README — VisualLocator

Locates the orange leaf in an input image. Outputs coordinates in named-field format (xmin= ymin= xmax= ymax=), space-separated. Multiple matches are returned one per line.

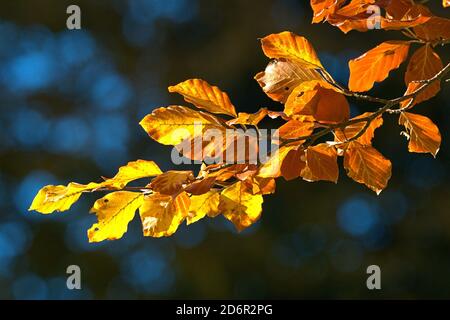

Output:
xmin=168 ymin=79 xmax=237 ymax=117
xmin=280 ymin=147 xmax=306 ymax=181
xmin=344 ymin=143 xmax=392 ymax=194
xmin=444 ymin=0 xmax=450 ymax=8
xmin=414 ymin=17 xmax=450 ymax=43
xmin=301 ymin=143 xmax=339 ymax=183
xmin=184 ymin=177 xmax=216 ymax=195
xmin=226 ymin=108 xmax=268 ymax=126
xmin=278 ymin=119 xmax=315 ymax=140
xmin=399 ymin=112 xmax=441 ymax=157
xmin=402 ymin=45 xmax=443 ymax=107
xmin=349 ymin=41 xmax=410 ymax=92
xmin=310 ymin=0 xmax=346 ymax=23
xmin=334 ymin=112 xmax=383 ymax=145
xmin=255 ymin=58 xmax=322 ymax=103
xmin=260 ymin=31 xmax=323 ymax=68
xmin=258 ymin=144 xmax=301 ymax=178
xmin=285 ymin=80 xmax=350 ymax=124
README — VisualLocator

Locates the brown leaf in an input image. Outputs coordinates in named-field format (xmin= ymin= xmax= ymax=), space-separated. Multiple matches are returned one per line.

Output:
xmin=150 ymin=170 xmax=194 ymax=195
xmin=301 ymin=143 xmax=339 ymax=183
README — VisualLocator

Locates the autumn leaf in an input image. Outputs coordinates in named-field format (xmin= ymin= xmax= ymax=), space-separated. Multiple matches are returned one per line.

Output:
xmin=226 ymin=108 xmax=268 ymax=126
xmin=349 ymin=41 xmax=410 ymax=92
xmin=140 ymin=105 xmax=226 ymax=146
xmin=414 ymin=17 xmax=450 ymax=43
xmin=219 ymin=181 xmax=264 ymax=231
xmin=102 ymin=159 xmax=162 ymax=189
xmin=278 ymin=119 xmax=315 ymax=140
xmin=188 ymin=190 xmax=221 ymax=225
xmin=301 ymin=143 xmax=339 ymax=183
xmin=280 ymin=147 xmax=306 ymax=181
xmin=184 ymin=177 xmax=216 ymax=195
xmin=310 ymin=0 xmax=346 ymax=23
xmin=344 ymin=143 xmax=392 ymax=194
xmin=139 ymin=192 xmax=190 ymax=237
xmin=403 ymin=45 xmax=443 ymax=107
xmin=285 ymin=80 xmax=350 ymax=123
xmin=260 ymin=31 xmax=323 ymax=69
xmin=399 ymin=112 xmax=441 ymax=157
xmin=149 ymin=170 xmax=194 ymax=195
xmin=334 ymin=112 xmax=383 ymax=145
xmin=255 ymin=58 xmax=322 ymax=103
xmin=258 ymin=144 xmax=301 ymax=178
xmin=168 ymin=79 xmax=237 ymax=117
xmin=88 ymin=191 xmax=144 ymax=243
xmin=444 ymin=0 xmax=450 ymax=8
xmin=29 ymin=182 xmax=101 ymax=214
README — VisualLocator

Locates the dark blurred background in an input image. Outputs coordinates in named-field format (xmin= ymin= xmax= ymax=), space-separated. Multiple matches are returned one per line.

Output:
xmin=0 ymin=0 xmax=449 ymax=299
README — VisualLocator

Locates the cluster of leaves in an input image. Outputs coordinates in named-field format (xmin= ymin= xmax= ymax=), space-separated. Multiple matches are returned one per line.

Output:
xmin=30 ymin=0 xmax=450 ymax=242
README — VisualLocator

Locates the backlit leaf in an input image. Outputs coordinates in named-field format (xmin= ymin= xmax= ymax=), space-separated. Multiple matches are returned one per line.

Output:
xmin=302 ymin=143 xmax=339 ymax=183
xmin=260 ymin=31 xmax=323 ymax=68
xmin=88 ymin=191 xmax=144 ymax=243
xmin=255 ymin=59 xmax=322 ymax=103
xmin=168 ymin=79 xmax=237 ymax=117
xmin=399 ymin=112 xmax=441 ymax=157
xmin=219 ymin=181 xmax=264 ymax=231
xmin=226 ymin=108 xmax=268 ymax=126
xmin=344 ymin=143 xmax=392 ymax=194
xmin=150 ymin=170 xmax=194 ymax=195
xmin=334 ymin=112 xmax=383 ymax=145
xmin=278 ymin=119 xmax=315 ymax=140
xmin=102 ymin=160 xmax=162 ymax=189
xmin=140 ymin=105 xmax=226 ymax=146
xmin=349 ymin=41 xmax=410 ymax=92
xmin=29 ymin=182 xmax=101 ymax=214
xmin=139 ymin=192 xmax=190 ymax=237
xmin=188 ymin=190 xmax=221 ymax=224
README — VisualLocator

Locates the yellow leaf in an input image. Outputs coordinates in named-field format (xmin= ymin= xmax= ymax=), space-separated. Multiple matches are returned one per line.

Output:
xmin=444 ymin=0 xmax=450 ymax=8
xmin=140 ymin=105 xmax=225 ymax=146
xmin=334 ymin=112 xmax=383 ymax=145
xmin=149 ymin=170 xmax=194 ymax=195
xmin=260 ymin=31 xmax=323 ymax=68
xmin=302 ymin=144 xmax=339 ymax=183
xmin=255 ymin=59 xmax=322 ymax=103
xmin=399 ymin=112 xmax=441 ymax=157
xmin=139 ymin=192 xmax=190 ymax=238
xmin=402 ymin=45 xmax=443 ymax=108
xmin=188 ymin=190 xmax=220 ymax=225
xmin=219 ymin=181 xmax=263 ymax=231
xmin=102 ymin=159 xmax=162 ymax=189
xmin=344 ymin=143 xmax=392 ymax=194
xmin=88 ymin=191 xmax=144 ymax=242
xmin=168 ymin=79 xmax=237 ymax=117
xmin=349 ymin=41 xmax=410 ymax=92
xmin=29 ymin=182 xmax=101 ymax=214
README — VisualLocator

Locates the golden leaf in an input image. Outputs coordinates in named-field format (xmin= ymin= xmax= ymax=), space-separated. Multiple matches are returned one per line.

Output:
xmin=88 ymin=191 xmax=144 ymax=243
xmin=139 ymin=192 xmax=190 ymax=238
xmin=399 ymin=112 xmax=441 ymax=157
xmin=102 ymin=160 xmax=162 ymax=189
xmin=168 ymin=79 xmax=237 ymax=117
xmin=219 ymin=181 xmax=264 ymax=231
xmin=29 ymin=182 xmax=101 ymax=214
xmin=310 ymin=0 xmax=346 ymax=23
xmin=260 ymin=31 xmax=323 ymax=68
xmin=255 ymin=59 xmax=322 ymax=103
xmin=344 ymin=143 xmax=392 ymax=194
xmin=188 ymin=190 xmax=221 ymax=225
xmin=349 ymin=41 xmax=410 ymax=92
xmin=258 ymin=144 xmax=300 ymax=178
xmin=140 ymin=105 xmax=225 ymax=146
